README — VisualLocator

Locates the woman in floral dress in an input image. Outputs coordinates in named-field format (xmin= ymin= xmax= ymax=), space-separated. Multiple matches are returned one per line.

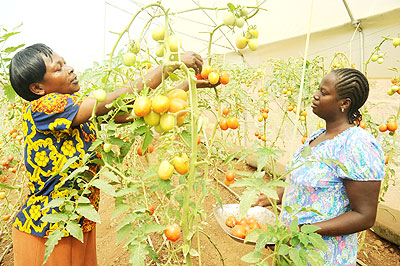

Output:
xmin=255 ymin=68 xmax=385 ymax=265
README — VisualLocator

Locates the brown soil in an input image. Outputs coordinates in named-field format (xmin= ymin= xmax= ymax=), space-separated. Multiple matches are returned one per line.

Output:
xmin=1 ymin=163 xmax=400 ymax=266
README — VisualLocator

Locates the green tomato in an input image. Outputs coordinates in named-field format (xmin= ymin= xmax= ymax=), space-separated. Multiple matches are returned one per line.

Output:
xmin=103 ymin=143 xmax=112 ymax=153
xmin=168 ymin=35 xmax=181 ymax=52
xmin=235 ymin=17 xmax=245 ymax=28
xmin=123 ymin=52 xmax=136 ymax=66
xmin=160 ymin=113 xmax=175 ymax=131
xmin=371 ymin=54 xmax=379 ymax=62
xmin=377 ymin=57 xmax=384 ymax=64
xmin=152 ymin=26 xmax=165 ymax=41
xmin=92 ymin=89 xmax=107 ymax=102
xmin=156 ymin=44 xmax=165 ymax=57
xmin=393 ymin=37 xmax=400 ymax=47
xmin=387 ymin=87 xmax=395 ymax=96
xmin=129 ymin=40 xmax=140 ymax=54
xmin=248 ymin=38 xmax=259 ymax=51
xmin=240 ymin=7 xmax=249 ymax=17
xmin=223 ymin=12 xmax=235 ymax=26
xmin=144 ymin=110 xmax=161 ymax=126
xmin=154 ymin=124 xmax=164 ymax=133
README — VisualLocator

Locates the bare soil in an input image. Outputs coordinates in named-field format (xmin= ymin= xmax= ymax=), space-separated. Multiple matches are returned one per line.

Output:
xmin=1 ymin=163 xmax=400 ymax=265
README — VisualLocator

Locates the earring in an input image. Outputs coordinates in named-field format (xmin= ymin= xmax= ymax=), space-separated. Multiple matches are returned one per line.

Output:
xmin=341 ymin=107 xmax=345 ymax=113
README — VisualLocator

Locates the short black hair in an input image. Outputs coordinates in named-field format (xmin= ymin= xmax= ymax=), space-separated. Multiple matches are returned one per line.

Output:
xmin=332 ymin=68 xmax=369 ymax=124
xmin=9 ymin=43 xmax=53 ymax=101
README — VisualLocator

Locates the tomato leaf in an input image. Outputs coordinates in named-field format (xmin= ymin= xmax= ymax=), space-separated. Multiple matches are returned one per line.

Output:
xmin=300 ymin=224 xmax=320 ymax=234
xmin=277 ymin=244 xmax=290 ymax=255
xmin=66 ymin=221 xmax=83 ymax=242
xmin=241 ymin=250 xmax=262 ymax=263
xmin=117 ymin=223 xmax=134 ymax=244
xmin=3 ymin=84 xmax=16 ymax=103
xmin=43 ymin=229 xmax=64 ymax=264
xmin=141 ymin=223 xmax=164 ymax=234
xmin=43 ymin=197 xmax=65 ymax=209
xmin=91 ymin=179 xmax=116 ymax=196
xmin=41 ymin=213 xmax=68 ymax=223
xmin=239 ymin=189 xmax=258 ymax=218
xmin=142 ymin=130 xmax=153 ymax=153
xmin=76 ymin=204 xmax=101 ymax=223
xmin=112 ymin=202 xmax=131 ymax=219
xmin=289 ymin=248 xmax=307 ymax=266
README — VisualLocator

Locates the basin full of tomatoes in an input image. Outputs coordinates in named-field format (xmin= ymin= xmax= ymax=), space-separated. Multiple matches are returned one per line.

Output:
xmin=225 ymin=215 xmax=269 ymax=240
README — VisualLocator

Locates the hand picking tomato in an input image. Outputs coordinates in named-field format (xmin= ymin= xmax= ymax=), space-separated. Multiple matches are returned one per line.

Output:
xmin=165 ymin=223 xmax=181 ymax=242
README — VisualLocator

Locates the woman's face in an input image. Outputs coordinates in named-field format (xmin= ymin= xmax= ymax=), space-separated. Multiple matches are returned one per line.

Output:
xmin=311 ymin=72 xmax=343 ymax=121
xmin=39 ymin=52 xmax=80 ymax=95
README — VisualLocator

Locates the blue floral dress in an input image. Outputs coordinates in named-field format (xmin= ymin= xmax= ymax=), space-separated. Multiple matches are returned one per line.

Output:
xmin=281 ymin=127 xmax=384 ymax=265
xmin=13 ymin=93 xmax=100 ymax=238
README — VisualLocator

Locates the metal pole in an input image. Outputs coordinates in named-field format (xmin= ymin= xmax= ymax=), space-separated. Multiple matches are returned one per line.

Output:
xmin=342 ymin=0 xmax=365 ymax=73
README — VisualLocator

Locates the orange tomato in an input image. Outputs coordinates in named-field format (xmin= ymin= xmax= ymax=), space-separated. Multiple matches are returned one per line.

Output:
xmin=359 ymin=120 xmax=367 ymax=129
xmin=379 ymin=124 xmax=388 ymax=132
xmin=195 ymin=73 xmax=203 ymax=80
xmin=385 ymin=155 xmax=389 ymax=165
xmin=167 ymin=88 xmax=188 ymax=101
xmin=148 ymin=205 xmax=155 ymax=215
xmin=152 ymin=95 xmax=170 ymax=113
xmin=169 ymin=98 xmax=188 ymax=117
xmin=257 ymin=115 xmax=263 ymax=122
xmin=301 ymin=136 xmax=307 ymax=144
xmin=238 ymin=218 xmax=249 ymax=225
xmin=227 ymin=117 xmax=239 ymax=129
xmin=222 ymin=107 xmax=230 ymax=116
xmin=225 ymin=216 xmax=238 ymax=228
xmin=219 ymin=71 xmax=230 ymax=85
xmin=225 ymin=170 xmax=235 ymax=181
xmin=219 ymin=118 xmax=229 ymax=130
xmin=165 ymin=223 xmax=181 ymax=242
xmin=224 ymin=178 xmax=234 ymax=186
xmin=249 ymin=221 xmax=260 ymax=230
xmin=262 ymin=112 xmax=268 ymax=119
xmin=201 ymin=65 xmax=213 ymax=79
xmin=133 ymin=96 xmax=152 ymax=117
xmin=232 ymin=225 xmax=246 ymax=239
xmin=387 ymin=120 xmax=398 ymax=132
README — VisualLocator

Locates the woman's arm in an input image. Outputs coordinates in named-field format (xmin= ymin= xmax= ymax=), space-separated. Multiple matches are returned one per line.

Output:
xmin=72 ymin=51 xmax=203 ymax=126
xmin=310 ymin=180 xmax=381 ymax=236
xmin=253 ymin=187 xmax=285 ymax=207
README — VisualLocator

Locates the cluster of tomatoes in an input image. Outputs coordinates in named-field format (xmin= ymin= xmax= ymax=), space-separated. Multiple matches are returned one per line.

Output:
xmin=225 ymin=215 xmax=268 ymax=239
xmin=257 ymin=108 xmax=269 ymax=122
xmin=254 ymin=132 xmax=266 ymax=142
xmin=371 ymin=51 xmax=385 ymax=65
xmin=224 ymin=170 xmax=235 ymax=186
xmin=0 ymin=155 xmax=18 ymax=174
xmin=218 ymin=107 xmax=239 ymax=131
xmin=378 ymin=120 xmax=398 ymax=133
xmin=222 ymin=7 xmax=248 ymax=29
xmin=158 ymin=152 xmax=190 ymax=181
xmin=236 ymin=26 xmax=259 ymax=51
xmin=137 ymin=143 xmax=154 ymax=156
xmin=387 ymin=77 xmax=400 ymax=96
xmin=282 ymin=87 xmax=294 ymax=97
xmin=152 ymin=25 xmax=181 ymax=60
xmin=134 ymin=88 xmax=189 ymax=133
xmin=197 ymin=65 xmax=230 ymax=86
xmin=9 ymin=128 xmax=23 ymax=145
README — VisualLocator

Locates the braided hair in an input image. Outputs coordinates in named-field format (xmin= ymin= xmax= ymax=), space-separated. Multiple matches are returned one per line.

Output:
xmin=332 ymin=68 xmax=369 ymax=124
